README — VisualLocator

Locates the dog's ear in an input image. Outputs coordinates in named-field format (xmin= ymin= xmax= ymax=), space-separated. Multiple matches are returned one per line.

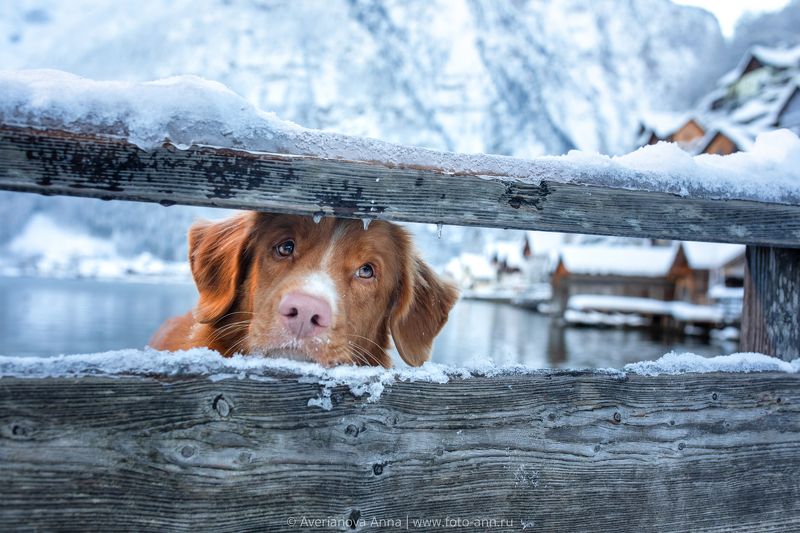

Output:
xmin=189 ymin=213 xmax=254 ymax=324
xmin=390 ymin=254 xmax=459 ymax=367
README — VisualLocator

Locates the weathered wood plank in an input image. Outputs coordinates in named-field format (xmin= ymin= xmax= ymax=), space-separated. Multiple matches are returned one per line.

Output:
xmin=741 ymin=246 xmax=800 ymax=359
xmin=1 ymin=125 xmax=799 ymax=247
xmin=1 ymin=371 xmax=799 ymax=532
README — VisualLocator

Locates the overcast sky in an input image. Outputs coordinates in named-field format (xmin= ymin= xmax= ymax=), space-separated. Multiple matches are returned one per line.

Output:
xmin=673 ymin=0 xmax=791 ymax=37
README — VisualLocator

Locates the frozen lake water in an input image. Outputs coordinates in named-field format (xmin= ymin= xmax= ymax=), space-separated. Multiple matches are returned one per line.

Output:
xmin=0 ymin=276 xmax=728 ymax=367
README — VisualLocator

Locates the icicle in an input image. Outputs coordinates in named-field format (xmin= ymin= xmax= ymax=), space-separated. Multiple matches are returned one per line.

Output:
xmin=362 ymin=218 xmax=372 ymax=230
xmin=436 ymin=223 xmax=443 ymax=239
xmin=312 ymin=211 xmax=324 ymax=224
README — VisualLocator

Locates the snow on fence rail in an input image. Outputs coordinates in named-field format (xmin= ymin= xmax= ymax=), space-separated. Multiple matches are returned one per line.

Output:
xmin=2 ymin=71 xmax=800 ymax=531
xmin=0 ymin=71 xmax=799 ymax=247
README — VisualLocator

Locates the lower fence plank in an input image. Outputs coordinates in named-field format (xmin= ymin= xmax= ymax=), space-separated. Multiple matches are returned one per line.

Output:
xmin=1 ymin=372 xmax=799 ymax=532
xmin=741 ymin=246 xmax=800 ymax=359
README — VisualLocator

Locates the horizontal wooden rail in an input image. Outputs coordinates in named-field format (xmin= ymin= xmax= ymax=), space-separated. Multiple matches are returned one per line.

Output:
xmin=1 ymin=371 xmax=799 ymax=531
xmin=1 ymin=124 xmax=799 ymax=247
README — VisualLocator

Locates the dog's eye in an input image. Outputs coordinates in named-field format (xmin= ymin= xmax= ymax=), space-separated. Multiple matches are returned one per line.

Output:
xmin=276 ymin=239 xmax=295 ymax=257
xmin=356 ymin=263 xmax=374 ymax=279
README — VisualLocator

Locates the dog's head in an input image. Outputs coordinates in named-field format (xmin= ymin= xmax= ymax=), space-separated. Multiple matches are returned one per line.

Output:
xmin=188 ymin=212 xmax=458 ymax=367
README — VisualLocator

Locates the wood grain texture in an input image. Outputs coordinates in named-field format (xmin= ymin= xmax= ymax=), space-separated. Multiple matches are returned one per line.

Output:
xmin=741 ymin=246 xmax=800 ymax=359
xmin=2 ymin=125 xmax=800 ymax=247
xmin=1 ymin=371 xmax=800 ymax=532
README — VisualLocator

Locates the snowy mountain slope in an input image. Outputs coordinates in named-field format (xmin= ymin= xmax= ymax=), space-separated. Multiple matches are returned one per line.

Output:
xmin=728 ymin=0 xmax=800 ymax=66
xmin=0 ymin=0 xmax=722 ymax=154
xmin=0 ymin=0 xmax=724 ymax=269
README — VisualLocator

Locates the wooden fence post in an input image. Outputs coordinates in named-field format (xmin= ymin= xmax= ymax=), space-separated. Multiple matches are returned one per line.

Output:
xmin=740 ymin=246 xmax=800 ymax=360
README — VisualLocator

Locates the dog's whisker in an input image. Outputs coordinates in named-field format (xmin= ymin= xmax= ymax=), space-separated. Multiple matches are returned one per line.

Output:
xmin=347 ymin=341 xmax=373 ymax=366
xmin=215 ymin=311 xmax=256 ymax=321
xmin=205 ymin=320 xmax=252 ymax=343
xmin=209 ymin=319 xmax=252 ymax=334
xmin=226 ymin=335 xmax=251 ymax=357
xmin=345 ymin=333 xmax=390 ymax=358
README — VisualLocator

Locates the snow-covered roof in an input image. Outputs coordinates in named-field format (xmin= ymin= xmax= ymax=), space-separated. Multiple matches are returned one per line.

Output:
xmin=557 ymin=241 xmax=743 ymax=277
xmin=681 ymin=241 xmax=744 ymax=270
xmin=695 ymin=122 xmax=756 ymax=154
xmin=719 ymin=45 xmax=800 ymax=88
xmin=689 ymin=65 xmax=799 ymax=155
xmin=751 ymin=45 xmax=800 ymax=70
xmin=484 ymin=240 xmax=525 ymax=269
xmin=445 ymin=253 xmax=495 ymax=282
xmin=729 ymin=98 xmax=773 ymax=124
xmin=774 ymin=82 xmax=800 ymax=122
xmin=718 ymin=67 xmax=742 ymax=88
xmin=2 ymin=70 xmax=800 ymax=204
xmin=638 ymin=111 xmax=693 ymax=138
xmin=558 ymin=244 xmax=677 ymax=277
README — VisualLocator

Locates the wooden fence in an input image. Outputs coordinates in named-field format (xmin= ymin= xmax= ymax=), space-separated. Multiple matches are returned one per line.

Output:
xmin=1 ymin=370 xmax=799 ymax=531
xmin=1 ymin=122 xmax=800 ymax=531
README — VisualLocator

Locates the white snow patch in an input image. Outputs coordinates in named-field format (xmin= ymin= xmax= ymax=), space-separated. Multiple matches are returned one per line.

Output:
xmin=445 ymin=253 xmax=496 ymax=284
xmin=682 ymin=241 xmax=745 ymax=270
xmin=625 ymin=352 xmax=800 ymax=376
xmin=568 ymin=295 xmax=725 ymax=323
xmin=559 ymin=244 xmax=677 ymax=277
xmin=1 ymin=70 xmax=800 ymax=204
xmin=1 ymin=349 xmax=797 ymax=406
xmin=708 ymin=285 xmax=744 ymax=300
xmin=0 ymin=348 xmax=540 ymax=410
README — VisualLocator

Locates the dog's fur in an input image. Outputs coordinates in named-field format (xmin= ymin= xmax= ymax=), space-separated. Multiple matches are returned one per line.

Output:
xmin=149 ymin=212 xmax=458 ymax=367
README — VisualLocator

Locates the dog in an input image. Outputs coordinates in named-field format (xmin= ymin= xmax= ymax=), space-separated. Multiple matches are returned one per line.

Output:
xmin=149 ymin=212 xmax=458 ymax=367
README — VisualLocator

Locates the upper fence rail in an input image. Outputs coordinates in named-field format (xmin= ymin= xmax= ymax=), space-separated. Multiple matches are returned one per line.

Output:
xmin=1 ymin=124 xmax=799 ymax=248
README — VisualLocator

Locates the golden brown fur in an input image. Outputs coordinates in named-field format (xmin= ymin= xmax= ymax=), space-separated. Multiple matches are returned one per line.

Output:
xmin=149 ymin=212 xmax=458 ymax=367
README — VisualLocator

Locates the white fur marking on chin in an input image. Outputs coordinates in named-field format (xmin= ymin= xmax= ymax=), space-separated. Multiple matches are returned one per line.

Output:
xmin=301 ymin=271 xmax=339 ymax=313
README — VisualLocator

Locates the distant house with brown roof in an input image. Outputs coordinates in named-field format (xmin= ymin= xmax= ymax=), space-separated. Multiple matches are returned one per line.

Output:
xmin=634 ymin=45 xmax=800 ymax=155
xmin=701 ymin=131 xmax=739 ymax=155
xmin=676 ymin=242 xmax=745 ymax=304
xmin=551 ymin=244 xmax=685 ymax=314
xmin=696 ymin=125 xmax=754 ymax=155
xmin=636 ymin=113 xmax=705 ymax=150
xmin=667 ymin=118 xmax=705 ymax=146
xmin=718 ymin=45 xmax=800 ymax=89
xmin=552 ymin=242 xmax=745 ymax=313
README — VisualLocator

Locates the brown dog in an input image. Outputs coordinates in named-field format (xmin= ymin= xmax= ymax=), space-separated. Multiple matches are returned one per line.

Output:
xmin=149 ymin=212 xmax=458 ymax=367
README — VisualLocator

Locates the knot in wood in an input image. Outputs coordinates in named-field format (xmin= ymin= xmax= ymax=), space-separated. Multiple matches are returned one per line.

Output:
xmin=346 ymin=509 xmax=361 ymax=530
xmin=213 ymin=394 xmax=231 ymax=417
xmin=11 ymin=424 xmax=29 ymax=438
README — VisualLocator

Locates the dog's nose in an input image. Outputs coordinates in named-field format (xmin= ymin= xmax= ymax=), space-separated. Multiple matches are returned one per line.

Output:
xmin=278 ymin=292 xmax=332 ymax=338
